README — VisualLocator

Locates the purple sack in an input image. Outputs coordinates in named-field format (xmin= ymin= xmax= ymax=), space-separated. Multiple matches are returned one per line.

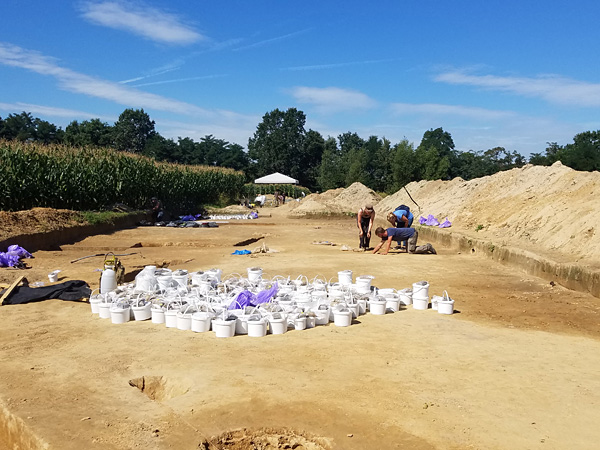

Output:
xmin=0 ymin=252 xmax=21 ymax=267
xmin=254 ymin=282 xmax=278 ymax=305
xmin=7 ymin=245 xmax=32 ymax=258
xmin=424 ymin=214 xmax=440 ymax=226
xmin=229 ymin=290 xmax=255 ymax=310
xmin=419 ymin=216 xmax=427 ymax=225
xmin=439 ymin=218 xmax=452 ymax=228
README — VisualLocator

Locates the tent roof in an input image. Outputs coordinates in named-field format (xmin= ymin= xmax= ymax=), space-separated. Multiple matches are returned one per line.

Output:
xmin=254 ymin=172 xmax=298 ymax=184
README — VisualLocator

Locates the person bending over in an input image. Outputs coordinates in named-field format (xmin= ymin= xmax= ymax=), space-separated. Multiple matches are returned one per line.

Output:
xmin=372 ymin=227 xmax=436 ymax=255
xmin=357 ymin=204 xmax=376 ymax=250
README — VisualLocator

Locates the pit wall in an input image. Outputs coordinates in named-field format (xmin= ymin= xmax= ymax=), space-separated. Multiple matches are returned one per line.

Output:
xmin=0 ymin=400 xmax=48 ymax=450
xmin=418 ymin=226 xmax=600 ymax=299
xmin=0 ymin=212 xmax=147 ymax=253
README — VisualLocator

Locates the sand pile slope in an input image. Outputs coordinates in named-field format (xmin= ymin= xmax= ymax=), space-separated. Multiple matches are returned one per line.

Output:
xmin=287 ymin=182 xmax=381 ymax=216
xmin=375 ymin=162 xmax=599 ymax=266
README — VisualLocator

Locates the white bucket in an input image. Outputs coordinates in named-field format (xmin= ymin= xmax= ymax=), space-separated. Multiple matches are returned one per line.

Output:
xmin=399 ymin=288 xmax=413 ymax=305
xmin=311 ymin=291 xmax=328 ymax=303
xmin=48 ymin=270 xmax=60 ymax=283
xmin=89 ymin=292 xmax=102 ymax=314
xmin=212 ymin=318 xmax=236 ymax=338
xmin=333 ymin=309 xmax=352 ymax=327
xmin=110 ymin=304 xmax=131 ymax=324
xmin=412 ymin=281 xmax=430 ymax=300
xmin=356 ymin=275 xmax=374 ymax=289
xmin=356 ymin=283 xmax=371 ymax=294
xmin=191 ymin=312 xmax=213 ymax=332
xmin=135 ymin=269 xmax=157 ymax=292
xmin=347 ymin=303 xmax=359 ymax=319
xmin=268 ymin=315 xmax=287 ymax=335
xmin=369 ymin=298 xmax=387 ymax=315
xmin=306 ymin=316 xmax=316 ymax=328
xmin=431 ymin=295 xmax=443 ymax=311
xmin=205 ymin=268 xmax=222 ymax=282
xmin=438 ymin=291 xmax=455 ymax=315
xmin=132 ymin=302 xmax=152 ymax=321
xmin=294 ymin=316 xmax=307 ymax=330
xmin=338 ymin=270 xmax=353 ymax=286
xmin=247 ymin=317 xmax=268 ymax=337
xmin=151 ymin=306 xmax=165 ymax=324
xmin=172 ymin=270 xmax=189 ymax=289
xmin=98 ymin=301 xmax=112 ymax=319
xmin=385 ymin=295 xmax=401 ymax=312
xmin=176 ymin=307 xmax=194 ymax=330
xmin=157 ymin=275 xmax=174 ymax=291
xmin=164 ymin=310 xmax=178 ymax=328
xmin=315 ymin=306 xmax=330 ymax=325
xmin=234 ymin=315 xmax=250 ymax=335
xmin=377 ymin=288 xmax=396 ymax=296
xmin=357 ymin=299 xmax=367 ymax=315
xmin=412 ymin=297 xmax=429 ymax=310
xmin=247 ymin=267 xmax=263 ymax=283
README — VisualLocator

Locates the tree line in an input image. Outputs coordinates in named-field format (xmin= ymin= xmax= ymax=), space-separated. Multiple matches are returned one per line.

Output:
xmin=1 ymin=108 xmax=598 ymax=194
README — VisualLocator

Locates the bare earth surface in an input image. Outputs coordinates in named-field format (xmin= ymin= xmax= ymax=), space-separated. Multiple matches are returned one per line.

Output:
xmin=1 ymin=165 xmax=600 ymax=449
xmin=1 ymin=212 xmax=599 ymax=450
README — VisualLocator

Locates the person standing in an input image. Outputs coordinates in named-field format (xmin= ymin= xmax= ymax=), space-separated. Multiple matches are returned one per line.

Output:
xmin=372 ymin=227 xmax=436 ymax=255
xmin=357 ymin=204 xmax=376 ymax=250
xmin=150 ymin=197 xmax=164 ymax=222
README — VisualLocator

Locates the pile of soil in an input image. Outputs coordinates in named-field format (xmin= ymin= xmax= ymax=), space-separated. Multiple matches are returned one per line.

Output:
xmin=201 ymin=428 xmax=331 ymax=449
xmin=286 ymin=183 xmax=381 ymax=217
xmin=376 ymin=161 xmax=600 ymax=266
xmin=0 ymin=208 xmax=85 ymax=243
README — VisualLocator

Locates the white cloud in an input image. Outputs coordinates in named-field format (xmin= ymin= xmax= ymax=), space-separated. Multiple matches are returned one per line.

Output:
xmin=390 ymin=102 xmax=514 ymax=120
xmin=0 ymin=43 xmax=209 ymax=116
xmin=435 ymin=70 xmax=600 ymax=107
xmin=290 ymin=86 xmax=377 ymax=113
xmin=79 ymin=1 xmax=204 ymax=45
xmin=0 ymin=102 xmax=109 ymax=120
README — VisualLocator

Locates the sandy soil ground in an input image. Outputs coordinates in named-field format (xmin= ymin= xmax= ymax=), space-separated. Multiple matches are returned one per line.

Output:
xmin=1 ymin=204 xmax=599 ymax=449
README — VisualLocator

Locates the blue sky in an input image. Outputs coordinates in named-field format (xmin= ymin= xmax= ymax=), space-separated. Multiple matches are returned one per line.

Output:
xmin=2 ymin=1 xmax=600 ymax=156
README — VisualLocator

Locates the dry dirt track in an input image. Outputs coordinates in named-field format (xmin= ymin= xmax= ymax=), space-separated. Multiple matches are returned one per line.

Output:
xmin=1 ymin=207 xmax=599 ymax=449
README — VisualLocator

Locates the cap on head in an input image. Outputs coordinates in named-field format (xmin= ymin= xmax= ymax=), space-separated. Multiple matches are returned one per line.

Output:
xmin=364 ymin=204 xmax=374 ymax=211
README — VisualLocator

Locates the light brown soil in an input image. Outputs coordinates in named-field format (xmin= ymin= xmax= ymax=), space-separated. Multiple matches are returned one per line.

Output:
xmin=1 ymin=202 xmax=599 ymax=449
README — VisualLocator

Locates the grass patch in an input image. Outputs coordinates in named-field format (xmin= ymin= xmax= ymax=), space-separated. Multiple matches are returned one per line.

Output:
xmin=78 ymin=211 xmax=133 ymax=226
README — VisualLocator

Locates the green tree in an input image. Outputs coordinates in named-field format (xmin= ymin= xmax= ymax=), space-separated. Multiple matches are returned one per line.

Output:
xmin=390 ymin=139 xmax=417 ymax=190
xmin=1 ymin=112 xmax=36 ymax=141
xmin=247 ymin=108 xmax=307 ymax=181
xmin=64 ymin=119 xmax=112 ymax=147
xmin=113 ymin=108 xmax=156 ymax=153
xmin=299 ymin=130 xmax=325 ymax=190
xmin=317 ymin=137 xmax=344 ymax=191
xmin=415 ymin=127 xmax=456 ymax=180
xmin=561 ymin=131 xmax=600 ymax=171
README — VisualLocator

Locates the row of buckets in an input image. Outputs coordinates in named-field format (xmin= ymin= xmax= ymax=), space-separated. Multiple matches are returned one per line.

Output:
xmin=90 ymin=267 xmax=455 ymax=338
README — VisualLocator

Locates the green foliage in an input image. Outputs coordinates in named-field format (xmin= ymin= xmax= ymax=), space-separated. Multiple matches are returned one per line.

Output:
xmin=113 ymin=108 xmax=156 ymax=153
xmin=78 ymin=210 xmax=129 ymax=226
xmin=476 ymin=224 xmax=484 ymax=231
xmin=0 ymin=140 xmax=245 ymax=212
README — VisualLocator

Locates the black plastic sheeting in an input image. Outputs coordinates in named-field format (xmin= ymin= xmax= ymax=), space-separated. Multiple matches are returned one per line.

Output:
xmin=1 ymin=280 xmax=91 ymax=305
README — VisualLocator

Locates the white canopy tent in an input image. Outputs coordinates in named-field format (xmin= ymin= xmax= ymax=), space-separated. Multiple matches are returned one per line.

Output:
xmin=254 ymin=172 xmax=298 ymax=184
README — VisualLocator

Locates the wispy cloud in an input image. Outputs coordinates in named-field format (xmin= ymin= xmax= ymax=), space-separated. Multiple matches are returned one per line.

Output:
xmin=289 ymin=86 xmax=377 ymax=113
xmin=282 ymin=58 xmax=394 ymax=72
xmin=79 ymin=1 xmax=204 ymax=45
xmin=132 ymin=74 xmax=227 ymax=88
xmin=233 ymin=29 xmax=310 ymax=51
xmin=435 ymin=69 xmax=600 ymax=107
xmin=0 ymin=102 xmax=109 ymax=120
xmin=390 ymin=102 xmax=514 ymax=120
xmin=0 ymin=42 xmax=209 ymax=116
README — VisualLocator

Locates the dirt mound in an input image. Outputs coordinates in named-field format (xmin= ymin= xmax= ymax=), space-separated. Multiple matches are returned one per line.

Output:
xmin=287 ymin=182 xmax=381 ymax=217
xmin=0 ymin=208 xmax=85 ymax=242
xmin=376 ymin=162 xmax=600 ymax=265
xmin=201 ymin=427 xmax=331 ymax=449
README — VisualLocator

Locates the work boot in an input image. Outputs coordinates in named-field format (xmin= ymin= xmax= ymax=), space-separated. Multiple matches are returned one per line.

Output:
xmin=427 ymin=243 xmax=437 ymax=254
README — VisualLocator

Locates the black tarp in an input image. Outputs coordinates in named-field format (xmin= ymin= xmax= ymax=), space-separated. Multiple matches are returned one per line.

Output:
xmin=1 ymin=280 xmax=91 ymax=305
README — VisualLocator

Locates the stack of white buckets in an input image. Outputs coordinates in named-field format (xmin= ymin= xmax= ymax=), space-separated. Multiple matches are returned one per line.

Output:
xmin=90 ymin=266 xmax=455 ymax=338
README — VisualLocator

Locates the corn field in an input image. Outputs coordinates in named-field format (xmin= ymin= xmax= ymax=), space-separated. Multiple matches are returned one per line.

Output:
xmin=0 ymin=140 xmax=246 ymax=212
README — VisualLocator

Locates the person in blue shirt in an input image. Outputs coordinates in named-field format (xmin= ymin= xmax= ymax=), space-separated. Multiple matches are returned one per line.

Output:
xmin=372 ymin=227 xmax=436 ymax=255
xmin=387 ymin=208 xmax=413 ymax=228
